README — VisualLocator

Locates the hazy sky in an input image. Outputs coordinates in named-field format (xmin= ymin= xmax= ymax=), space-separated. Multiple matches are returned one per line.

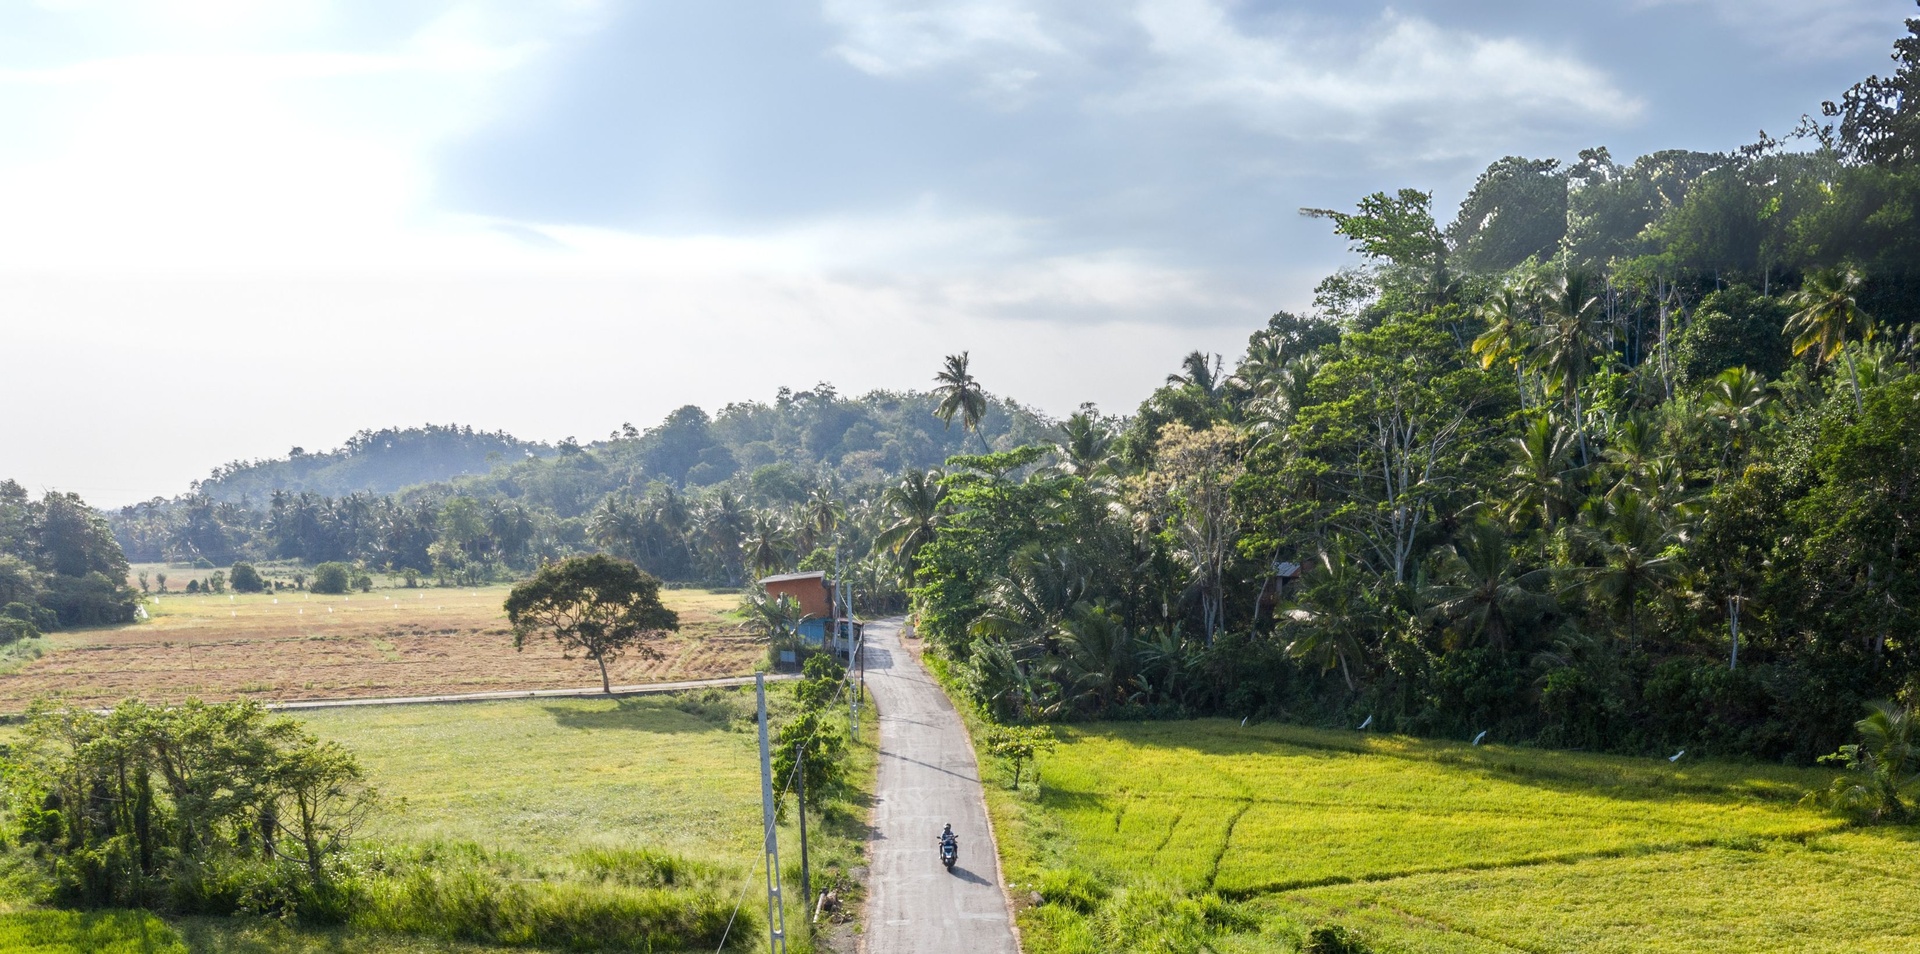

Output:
xmin=1 ymin=0 xmax=1910 ymax=505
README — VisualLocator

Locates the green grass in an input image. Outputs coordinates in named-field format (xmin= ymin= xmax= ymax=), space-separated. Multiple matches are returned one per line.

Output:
xmin=985 ymin=718 xmax=1912 ymax=953
xmin=4 ymin=686 xmax=875 ymax=953
xmin=0 ymin=910 xmax=185 ymax=954
xmin=299 ymin=692 xmax=773 ymax=862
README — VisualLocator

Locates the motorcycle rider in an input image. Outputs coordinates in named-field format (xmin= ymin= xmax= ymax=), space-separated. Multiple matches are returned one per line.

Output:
xmin=938 ymin=823 xmax=958 ymax=857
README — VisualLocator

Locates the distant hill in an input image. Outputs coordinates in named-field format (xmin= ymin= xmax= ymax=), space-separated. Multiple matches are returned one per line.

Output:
xmin=193 ymin=425 xmax=553 ymax=503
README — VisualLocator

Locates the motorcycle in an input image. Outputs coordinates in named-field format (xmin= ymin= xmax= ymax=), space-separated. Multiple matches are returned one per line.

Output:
xmin=938 ymin=836 xmax=958 ymax=870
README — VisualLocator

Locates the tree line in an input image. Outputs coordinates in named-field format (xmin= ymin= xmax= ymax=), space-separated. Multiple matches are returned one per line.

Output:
xmin=898 ymin=13 xmax=1920 ymax=764
xmin=107 ymin=386 xmax=1053 ymax=604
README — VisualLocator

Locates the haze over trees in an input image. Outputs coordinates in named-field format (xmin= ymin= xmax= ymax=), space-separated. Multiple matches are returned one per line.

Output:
xmin=108 ymin=387 xmax=1054 ymax=599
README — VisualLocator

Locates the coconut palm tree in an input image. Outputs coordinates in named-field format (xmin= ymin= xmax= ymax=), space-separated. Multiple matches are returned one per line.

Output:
xmin=1600 ymin=410 xmax=1662 ymax=501
xmin=1055 ymin=604 xmax=1140 ymax=715
xmin=933 ymin=351 xmax=991 ymax=451
xmin=1507 ymin=413 xmax=1580 ymax=537
xmin=1243 ymin=351 xmax=1322 ymax=450
xmin=1574 ymin=489 xmax=1688 ymax=645
xmin=1785 ymin=266 xmax=1877 ymax=411
xmin=743 ymin=511 xmax=791 ymax=578
xmin=1053 ymin=411 xmax=1117 ymax=479
xmin=740 ymin=590 xmax=803 ymax=655
xmin=1529 ymin=272 xmax=1605 ymax=460
xmin=1166 ymin=350 xmax=1224 ymax=398
xmin=875 ymin=468 xmax=947 ymax=582
xmin=1472 ymin=286 xmax=1537 ymax=405
xmin=1703 ymin=366 xmax=1772 ymax=470
xmin=587 ymin=496 xmax=646 ymax=562
xmin=1427 ymin=520 xmax=1552 ymax=651
xmin=802 ymin=484 xmax=843 ymax=548
xmin=1285 ymin=539 xmax=1386 ymax=692
xmin=1228 ymin=330 xmax=1288 ymax=395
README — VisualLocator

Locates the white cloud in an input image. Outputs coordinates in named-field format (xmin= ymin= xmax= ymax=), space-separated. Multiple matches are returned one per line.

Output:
xmin=1117 ymin=3 xmax=1640 ymax=155
xmin=1634 ymin=0 xmax=1905 ymax=60
xmin=821 ymin=0 xmax=1641 ymax=156
xmin=823 ymin=0 xmax=1074 ymax=75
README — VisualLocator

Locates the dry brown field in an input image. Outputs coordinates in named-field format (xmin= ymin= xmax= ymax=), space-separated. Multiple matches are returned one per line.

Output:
xmin=0 ymin=585 xmax=764 ymax=712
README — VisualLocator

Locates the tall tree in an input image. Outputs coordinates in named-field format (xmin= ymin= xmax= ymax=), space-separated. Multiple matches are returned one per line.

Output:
xmin=505 ymin=555 xmax=680 ymax=694
xmin=1823 ymin=2 xmax=1920 ymax=169
xmin=1784 ymin=266 xmax=1877 ymax=411
xmin=876 ymin=469 xmax=947 ymax=582
xmin=933 ymin=352 xmax=990 ymax=452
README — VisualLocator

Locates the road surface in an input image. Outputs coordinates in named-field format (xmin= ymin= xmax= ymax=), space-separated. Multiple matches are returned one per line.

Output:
xmin=861 ymin=618 xmax=1020 ymax=954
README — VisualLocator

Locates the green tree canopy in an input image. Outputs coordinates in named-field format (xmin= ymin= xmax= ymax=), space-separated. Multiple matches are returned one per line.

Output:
xmin=505 ymin=554 xmax=680 ymax=694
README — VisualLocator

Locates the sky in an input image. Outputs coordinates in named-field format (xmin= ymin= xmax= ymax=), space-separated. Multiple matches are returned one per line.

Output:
xmin=0 ymin=0 xmax=1911 ymax=505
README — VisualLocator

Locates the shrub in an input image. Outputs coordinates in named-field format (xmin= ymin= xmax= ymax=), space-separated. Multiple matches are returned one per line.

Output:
xmin=311 ymin=562 xmax=353 ymax=595
xmin=40 ymin=572 xmax=137 ymax=627
xmin=0 ymin=700 xmax=377 ymax=914
xmin=1303 ymin=924 xmax=1373 ymax=954
xmin=1806 ymin=700 xmax=1917 ymax=823
xmin=0 ymin=618 xmax=34 ymax=644
xmin=228 ymin=563 xmax=266 ymax=593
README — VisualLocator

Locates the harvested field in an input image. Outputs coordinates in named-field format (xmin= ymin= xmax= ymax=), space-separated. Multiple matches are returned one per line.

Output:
xmin=0 ymin=586 xmax=762 ymax=712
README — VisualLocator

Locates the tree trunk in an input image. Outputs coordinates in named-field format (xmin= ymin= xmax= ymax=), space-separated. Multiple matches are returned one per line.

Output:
xmin=1845 ymin=349 xmax=1864 ymax=412
xmin=598 ymin=657 xmax=612 ymax=694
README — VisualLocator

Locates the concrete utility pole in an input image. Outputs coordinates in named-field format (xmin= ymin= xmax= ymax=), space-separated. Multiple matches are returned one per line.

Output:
xmin=756 ymin=674 xmax=787 ymax=953
xmin=796 ymin=741 xmax=812 ymax=911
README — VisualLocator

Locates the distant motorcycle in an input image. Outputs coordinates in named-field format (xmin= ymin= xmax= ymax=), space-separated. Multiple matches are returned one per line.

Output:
xmin=938 ymin=834 xmax=958 ymax=870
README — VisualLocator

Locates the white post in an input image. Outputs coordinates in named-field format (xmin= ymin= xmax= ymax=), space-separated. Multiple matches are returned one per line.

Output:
xmin=756 ymin=674 xmax=787 ymax=953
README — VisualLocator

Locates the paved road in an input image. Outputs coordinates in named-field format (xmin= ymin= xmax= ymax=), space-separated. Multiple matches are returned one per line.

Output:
xmin=861 ymin=618 xmax=1019 ymax=954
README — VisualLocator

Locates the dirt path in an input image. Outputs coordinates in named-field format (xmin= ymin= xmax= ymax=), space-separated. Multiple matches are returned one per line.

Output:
xmin=860 ymin=618 xmax=1019 ymax=954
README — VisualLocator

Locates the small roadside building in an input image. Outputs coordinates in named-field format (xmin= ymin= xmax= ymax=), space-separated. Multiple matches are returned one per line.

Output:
xmin=761 ymin=570 xmax=836 ymax=619
xmin=759 ymin=570 xmax=863 ymax=653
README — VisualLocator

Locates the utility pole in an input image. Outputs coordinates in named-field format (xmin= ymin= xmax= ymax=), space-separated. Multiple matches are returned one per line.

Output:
xmin=795 ymin=740 xmax=812 ymax=912
xmin=755 ymin=674 xmax=787 ymax=953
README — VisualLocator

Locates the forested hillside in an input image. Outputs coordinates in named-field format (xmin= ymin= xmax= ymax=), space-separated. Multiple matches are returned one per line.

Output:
xmin=109 ymin=384 xmax=1053 ymax=596
xmin=192 ymin=424 xmax=553 ymax=502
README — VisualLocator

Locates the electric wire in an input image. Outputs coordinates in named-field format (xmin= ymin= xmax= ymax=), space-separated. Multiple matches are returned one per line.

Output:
xmin=714 ymin=628 xmax=870 ymax=952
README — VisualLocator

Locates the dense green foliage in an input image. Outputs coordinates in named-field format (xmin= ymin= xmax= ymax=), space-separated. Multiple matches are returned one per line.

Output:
xmin=0 ymin=700 xmax=374 ymax=917
xmin=109 ymin=388 xmax=1052 ymax=598
xmin=0 ymin=481 xmax=139 ymax=638
xmin=912 ymin=15 xmax=1920 ymax=765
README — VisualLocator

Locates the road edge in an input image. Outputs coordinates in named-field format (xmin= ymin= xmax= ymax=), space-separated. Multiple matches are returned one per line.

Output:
xmin=895 ymin=630 xmax=1025 ymax=954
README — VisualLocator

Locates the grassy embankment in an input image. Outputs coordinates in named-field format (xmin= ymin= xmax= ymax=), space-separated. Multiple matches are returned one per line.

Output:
xmin=971 ymin=716 xmax=1917 ymax=953
xmin=0 ymin=583 xmax=762 ymax=711
xmin=1 ymin=683 xmax=877 ymax=953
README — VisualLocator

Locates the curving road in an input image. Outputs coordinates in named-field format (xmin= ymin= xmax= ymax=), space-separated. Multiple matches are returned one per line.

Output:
xmin=860 ymin=618 xmax=1020 ymax=954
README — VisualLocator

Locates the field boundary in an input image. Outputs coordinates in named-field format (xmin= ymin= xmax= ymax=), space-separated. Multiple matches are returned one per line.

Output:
xmin=261 ymin=674 xmax=795 ymax=711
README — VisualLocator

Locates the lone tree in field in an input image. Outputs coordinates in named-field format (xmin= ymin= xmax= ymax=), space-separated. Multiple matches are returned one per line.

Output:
xmin=505 ymin=554 xmax=680 ymax=694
